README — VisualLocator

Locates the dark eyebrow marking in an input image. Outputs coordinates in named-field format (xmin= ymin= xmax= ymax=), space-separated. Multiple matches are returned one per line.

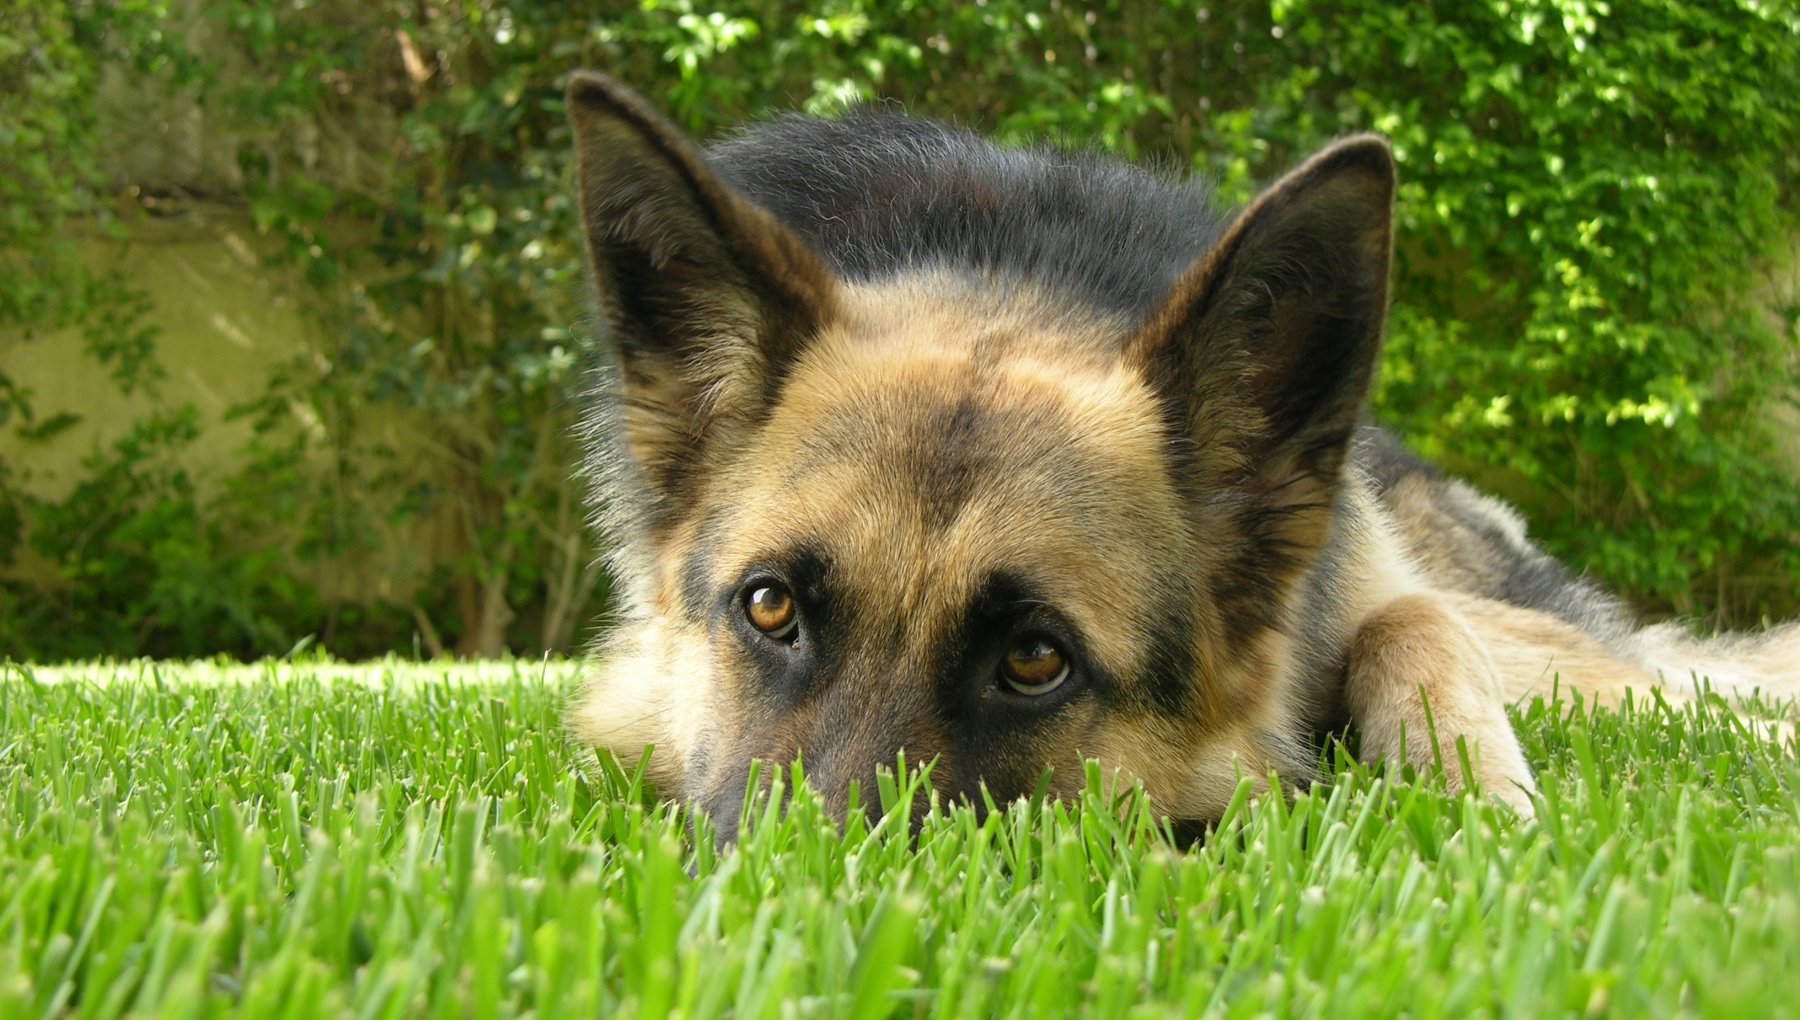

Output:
xmin=934 ymin=571 xmax=1064 ymax=703
xmin=940 ymin=570 xmax=1196 ymax=716
xmin=1138 ymin=597 xmax=1196 ymax=715
xmin=687 ymin=543 xmax=837 ymax=621
xmin=783 ymin=546 xmax=834 ymax=607
xmin=960 ymin=571 xmax=1049 ymax=631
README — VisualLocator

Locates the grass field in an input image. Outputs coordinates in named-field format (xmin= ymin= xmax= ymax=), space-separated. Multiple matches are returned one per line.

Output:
xmin=5 ymin=659 xmax=1799 ymax=1017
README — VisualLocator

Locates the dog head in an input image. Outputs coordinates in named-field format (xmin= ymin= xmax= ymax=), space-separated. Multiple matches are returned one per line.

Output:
xmin=565 ymin=73 xmax=1393 ymax=834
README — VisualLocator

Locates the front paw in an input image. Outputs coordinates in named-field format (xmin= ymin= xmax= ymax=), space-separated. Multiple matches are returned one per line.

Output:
xmin=1347 ymin=593 xmax=1538 ymax=817
xmin=1454 ymin=737 xmax=1537 ymax=816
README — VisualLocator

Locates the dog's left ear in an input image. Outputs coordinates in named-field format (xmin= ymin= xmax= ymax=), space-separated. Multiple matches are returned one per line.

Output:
xmin=1127 ymin=136 xmax=1394 ymax=507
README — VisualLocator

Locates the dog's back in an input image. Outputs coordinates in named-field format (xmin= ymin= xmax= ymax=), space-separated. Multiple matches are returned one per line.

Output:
xmin=1352 ymin=427 xmax=1634 ymax=643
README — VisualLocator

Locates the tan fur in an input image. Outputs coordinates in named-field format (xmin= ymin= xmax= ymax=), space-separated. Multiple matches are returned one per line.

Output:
xmin=1085 ymin=720 xmax=1280 ymax=821
xmin=1633 ymin=621 xmax=1800 ymax=702
xmin=1443 ymin=592 xmax=1664 ymax=708
xmin=571 ymin=617 xmax=713 ymax=791
xmin=1345 ymin=595 xmax=1536 ymax=810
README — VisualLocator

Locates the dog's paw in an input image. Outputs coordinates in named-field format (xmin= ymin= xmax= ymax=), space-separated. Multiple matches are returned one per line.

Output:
xmin=1439 ymin=739 xmax=1537 ymax=818
xmin=1482 ymin=774 xmax=1538 ymax=818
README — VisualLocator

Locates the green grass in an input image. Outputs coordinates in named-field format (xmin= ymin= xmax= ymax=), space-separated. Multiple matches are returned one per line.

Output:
xmin=4 ymin=659 xmax=1799 ymax=1018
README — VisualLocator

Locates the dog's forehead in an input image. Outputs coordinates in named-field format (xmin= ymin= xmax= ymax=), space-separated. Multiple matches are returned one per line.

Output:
xmin=765 ymin=274 xmax=1154 ymax=476
xmin=710 ymin=277 xmax=1189 ymax=648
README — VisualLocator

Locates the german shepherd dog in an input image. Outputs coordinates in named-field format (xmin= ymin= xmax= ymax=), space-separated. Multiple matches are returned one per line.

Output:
xmin=564 ymin=72 xmax=1797 ymax=835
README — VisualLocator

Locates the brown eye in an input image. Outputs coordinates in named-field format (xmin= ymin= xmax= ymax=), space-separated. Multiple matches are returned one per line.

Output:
xmin=745 ymin=584 xmax=798 ymax=640
xmin=999 ymin=638 xmax=1069 ymax=696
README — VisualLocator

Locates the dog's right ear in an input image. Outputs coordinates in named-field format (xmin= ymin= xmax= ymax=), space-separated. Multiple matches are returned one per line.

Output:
xmin=566 ymin=72 xmax=837 ymax=512
xmin=1126 ymin=135 xmax=1393 ymax=511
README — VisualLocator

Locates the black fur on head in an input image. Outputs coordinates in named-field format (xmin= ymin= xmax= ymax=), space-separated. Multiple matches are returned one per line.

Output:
xmin=705 ymin=111 xmax=1233 ymax=320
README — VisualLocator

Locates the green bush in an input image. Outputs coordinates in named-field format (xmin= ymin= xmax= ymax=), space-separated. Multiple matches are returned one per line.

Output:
xmin=3 ymin=0 xmax=1796 ymax=659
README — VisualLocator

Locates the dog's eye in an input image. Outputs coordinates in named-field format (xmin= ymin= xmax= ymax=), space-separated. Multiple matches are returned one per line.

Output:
xmin=999 ymin=638 xmax=1069 ymax=695
xmin=744 ymin=584 xmax=798 ymax=640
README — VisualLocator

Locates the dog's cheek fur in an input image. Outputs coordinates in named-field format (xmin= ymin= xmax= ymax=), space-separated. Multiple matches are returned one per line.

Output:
xmin=568 ymin=612 xmax=715 ymax=792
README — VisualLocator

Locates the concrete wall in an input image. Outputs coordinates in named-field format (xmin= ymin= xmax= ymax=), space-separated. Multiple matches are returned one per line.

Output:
xmin=0 ymin=205 xmax=458 ymax=609
xmin=4 ymin=208 xmax=314 ymax=505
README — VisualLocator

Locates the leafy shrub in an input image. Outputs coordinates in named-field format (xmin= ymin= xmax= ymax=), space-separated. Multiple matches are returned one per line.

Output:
xmin=3 ymin=0 xmax=1796 ymax=659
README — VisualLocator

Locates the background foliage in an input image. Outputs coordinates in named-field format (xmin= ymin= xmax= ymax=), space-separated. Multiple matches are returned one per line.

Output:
xmin=3 ymin=0 xmax=1797 ymax=659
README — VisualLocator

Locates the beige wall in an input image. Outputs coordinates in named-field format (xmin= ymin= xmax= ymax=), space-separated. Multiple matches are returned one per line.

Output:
xmin=1764 ymin=249 xmax=1800 ymax=475
xmin=1 ymin=203 xmax=576 ymax=627
xmin=0 ymin=205 xmax=462 ymax=608
xmin=3 ymin=207 xmax=315 ymax=505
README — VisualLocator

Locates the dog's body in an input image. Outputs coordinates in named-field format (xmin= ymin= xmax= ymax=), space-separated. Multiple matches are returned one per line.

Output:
xmin=565 ymin=73 xmax=1797 ymax=832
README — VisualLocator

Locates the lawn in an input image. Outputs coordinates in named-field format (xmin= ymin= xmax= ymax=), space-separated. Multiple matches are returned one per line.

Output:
xmin=5 ymin=659 xmax=1798 ymax=1017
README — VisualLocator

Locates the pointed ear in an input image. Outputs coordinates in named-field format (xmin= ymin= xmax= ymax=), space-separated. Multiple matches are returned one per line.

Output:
xmin=1127 ymin=135 xmax=1394 ymax=505
xmin=566 ymin=72 xmax=838 ymax=512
